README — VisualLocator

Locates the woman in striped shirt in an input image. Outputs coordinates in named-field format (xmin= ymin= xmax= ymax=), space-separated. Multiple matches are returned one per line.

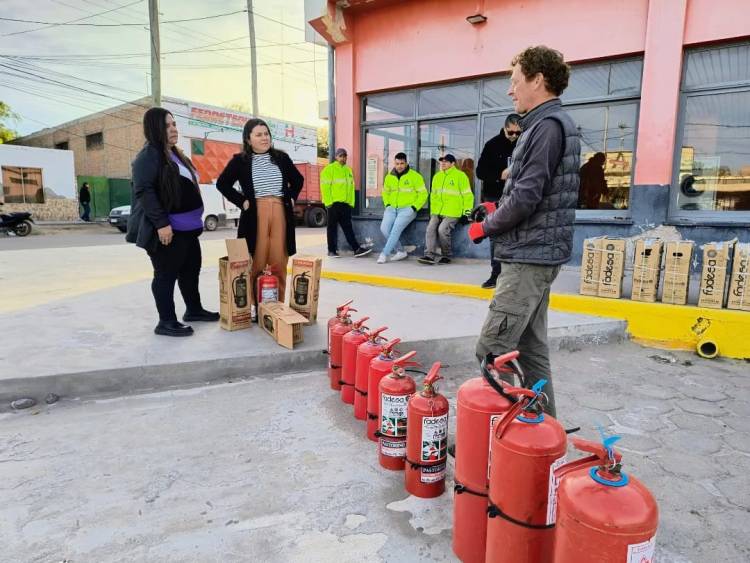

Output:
xmin=217 ymin=118 xmax=304 ymax=314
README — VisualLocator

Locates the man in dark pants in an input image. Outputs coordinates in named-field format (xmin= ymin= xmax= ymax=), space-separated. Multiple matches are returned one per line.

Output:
xmin=469 ymin=46 xmax=581 ymax=417
xmin=476 ymin=114 xmax=521 ymax=288
xmin=79 ymin=182 xmax=91 ymax=222
xmin=321 ymin=148 xmax=371 ymax=258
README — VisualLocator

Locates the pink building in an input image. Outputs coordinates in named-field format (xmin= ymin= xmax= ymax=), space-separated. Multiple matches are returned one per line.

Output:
xmin=309 ymin=0 xmax=750 ymax=263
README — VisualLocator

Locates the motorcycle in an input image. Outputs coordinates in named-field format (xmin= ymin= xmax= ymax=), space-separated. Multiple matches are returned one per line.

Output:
xmin=0 ymin=203 xmax=34 ymax=237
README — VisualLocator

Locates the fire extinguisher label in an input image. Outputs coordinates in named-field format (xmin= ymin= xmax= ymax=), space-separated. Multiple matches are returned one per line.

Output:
xmin=421 ymin=414 xmax=448 ymax=462
xmin=546 ymin=454 xmax=568 ymax=525
xmin=261 ymin=287 xmax=278 ymax=302
xmin=626 ymin=536 xmax=655 ymax=563
xmin=420 ymin=461 xmax=446 ymax=484
xmin=381 ymin=394 xmax=409 ymax=437
xmin=380 ymin=438 xmax=406 ymax=457
xmin=487 ymin=414 xmax=503 ymax=481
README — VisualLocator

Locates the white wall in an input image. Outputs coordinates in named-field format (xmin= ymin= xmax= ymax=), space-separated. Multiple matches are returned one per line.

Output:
xmin=0 ymin=144 xmax=77 ymax=200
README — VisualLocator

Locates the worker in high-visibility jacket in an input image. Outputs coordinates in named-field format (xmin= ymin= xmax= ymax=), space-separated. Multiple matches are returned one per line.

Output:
xmin=321 ymin=148 xmax=371 ymax=258
xmin=378 ymin=152 xmax=427 ymax=264
xmin=418 ymin=154 xmax=474 ymax=265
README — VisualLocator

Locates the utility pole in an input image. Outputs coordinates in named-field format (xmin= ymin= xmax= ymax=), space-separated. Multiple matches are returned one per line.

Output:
xmin=246 ymin=0 xmax=259 ymax=116
xmin=327 ymin=45 xmax=335 ymax=162
xmin=148 ymin=0 xmax=161 ymax=106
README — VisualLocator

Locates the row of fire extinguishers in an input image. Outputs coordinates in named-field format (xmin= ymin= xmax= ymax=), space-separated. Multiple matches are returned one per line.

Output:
xmin=328 ymin=300 xmax=660 ymax=563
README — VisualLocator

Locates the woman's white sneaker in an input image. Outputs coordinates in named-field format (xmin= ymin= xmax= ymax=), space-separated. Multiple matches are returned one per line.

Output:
xmin=376 ymin=253 xmax=387 ymax=264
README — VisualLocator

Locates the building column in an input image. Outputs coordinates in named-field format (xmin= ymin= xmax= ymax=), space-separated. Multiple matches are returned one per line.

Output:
xmin=334 ymin=42 xmax=360 ymax=189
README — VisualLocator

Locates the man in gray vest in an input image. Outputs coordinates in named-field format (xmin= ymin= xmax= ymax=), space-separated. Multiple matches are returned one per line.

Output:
xmin=469 ymin=46 xmax=581 ymax=417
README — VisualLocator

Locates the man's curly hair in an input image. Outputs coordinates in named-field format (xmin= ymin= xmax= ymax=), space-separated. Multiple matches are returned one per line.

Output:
xmin=511 ymin=46 xmax=570 ymax=96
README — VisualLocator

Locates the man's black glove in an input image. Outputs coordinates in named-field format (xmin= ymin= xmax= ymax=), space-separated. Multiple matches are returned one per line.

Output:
xmin=470 ymin=201 xmax=497 ymax=223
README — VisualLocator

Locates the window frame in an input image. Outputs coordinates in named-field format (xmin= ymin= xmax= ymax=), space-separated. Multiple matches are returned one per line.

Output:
xmin=1 ymin=166 xmax=45 ymax=204
xmin=669 ymin=46 xmax=750 ymax=224
xmin=85 ymin=132 xmax=104 ymax=151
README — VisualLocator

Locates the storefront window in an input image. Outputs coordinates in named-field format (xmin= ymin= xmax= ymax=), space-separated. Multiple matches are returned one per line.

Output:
xmin=362 ymin=124 xmax=416 ymax=213
xmin=364 ymin=92 xmax=416 ymax=122
xmin=418 ymin=83 xmax=478 ymax=116
xmin=419 ymin=118 xmax=478 ymax=197
xmin=1 ymin=166 xmax=44 ymax=204
xmin=673 ymin=43 xmax=750 ymax=218
xmin=482 ymin=77 xmax=512 ymax=109
xmin=568 ymin=103 xmax=638 ymax=211
xmin=562 ymin=60 xmax=643 ymax=102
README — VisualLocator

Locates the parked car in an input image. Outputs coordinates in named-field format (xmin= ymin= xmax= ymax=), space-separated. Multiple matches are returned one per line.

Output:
xmin=108 ymin=185 xmax=235 ymax=233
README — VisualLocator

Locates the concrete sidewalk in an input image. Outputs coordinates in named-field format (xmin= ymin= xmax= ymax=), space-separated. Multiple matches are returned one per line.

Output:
xmin=0 ymin=273 xmax=625 ymax=407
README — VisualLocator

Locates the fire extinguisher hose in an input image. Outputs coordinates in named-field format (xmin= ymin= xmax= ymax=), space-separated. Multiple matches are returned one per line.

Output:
xmin=354 ymin=387 xmax=367 ymax=396
xmin=406 ymin=457 xmax=445 ymax=470
xmin=487 ymin=502 xmax=555 ymax=530
xmin=367 ymin=411 xmax=378 ymax=420
xmin=454 ymin=481 xmax=488 ymax=498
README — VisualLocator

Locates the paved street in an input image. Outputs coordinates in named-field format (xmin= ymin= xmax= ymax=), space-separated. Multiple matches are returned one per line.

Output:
xmin=1 ymin=342 xmax=748 ymax=562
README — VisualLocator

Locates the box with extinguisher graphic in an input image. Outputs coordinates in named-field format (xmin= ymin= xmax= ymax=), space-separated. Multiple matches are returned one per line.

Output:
xmin=218 ymin=239 xmax=253 ymax=331
xmin=288 ymin=255 xmax=322 ymax=323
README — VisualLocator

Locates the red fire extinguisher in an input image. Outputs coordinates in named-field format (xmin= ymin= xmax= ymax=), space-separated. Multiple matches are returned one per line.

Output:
xmin=405 ymin=361 xmax=449 ymax=498
xmin=354 ymin=326 xmax=388 ymax=421
xmin=256 ymin=265 xmax=280 ymax=304
xmin=378 ymin=350 xmax=418 ymax=471
xmin=485 ymin=380 xmax=566 ymax=563
xmin=366 ymin=338 xmax=401 ymax=442
xmin=453 ymin=352 xmax=522 ymax=563
xmin=552 ymin=435 xmax=658 ymax=563
xmin=329 ymin=306 xmax=355 ymax=391
xmin=328 ymin=300 xmax=353 ymax=353
xmin=340 ymin=316 xmax=370 ymax=405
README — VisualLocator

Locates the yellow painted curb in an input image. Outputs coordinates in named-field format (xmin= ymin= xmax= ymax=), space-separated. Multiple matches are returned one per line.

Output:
xmin=321 ymin=269 xmax=750 ymax=360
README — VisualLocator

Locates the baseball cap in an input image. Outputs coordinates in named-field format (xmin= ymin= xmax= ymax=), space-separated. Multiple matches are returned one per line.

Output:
xmin=438 ymin=154 xmax=456 ymax=163
xmin=335 ymin=148 xmax=348 ymax=157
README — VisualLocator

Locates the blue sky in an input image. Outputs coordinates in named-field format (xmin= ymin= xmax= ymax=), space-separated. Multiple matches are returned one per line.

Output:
xmin=0 ymin=0 xmax=328 ymax=135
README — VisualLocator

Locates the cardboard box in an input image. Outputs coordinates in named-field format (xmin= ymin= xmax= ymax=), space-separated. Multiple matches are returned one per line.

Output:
xmin=218 ymin=239 xmax=253 ymax=331
xmin=579 ymin=237 xmax=603 ymax=296
xmin=661 ymin=241 xmax=694 ymax=305
xmin=259 ymin=301 xmax=308 ymax=349
xmin=597 ymin=238 xmax=626 ymax=299
xmin=698 ymin=241 xmax=735 ymax=309
xmin=727 ymin=242 xmax=750 ymax=311
xmin=631 ymin=239 xmax=663 ymax=302
xmin=288 ymin=255 xmax=323 ymax=323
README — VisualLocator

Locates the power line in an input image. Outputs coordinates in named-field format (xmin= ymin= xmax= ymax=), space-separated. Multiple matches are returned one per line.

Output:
xmin=0 ymin=9 xmax=247 ymax=28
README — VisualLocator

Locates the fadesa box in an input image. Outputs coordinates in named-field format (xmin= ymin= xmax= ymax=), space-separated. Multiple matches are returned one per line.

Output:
xmin=597 ymin=238 xmax=626 ymax=299
xmin=218 ymin=239 xmax=253 ymax=331
xmin=258 ymin=301 xmax=308 ymax=349
xmin=727 ymin=242 xmax=750 ymax=312
xmin=698 ymin=241 xmax=735 ymax=309
xmin=288 ymin=255 xmax=323 ymax=323
xmin=579 ymin=237 xmax=603 ymax=296
xmin=631 ymin=239 xmax=663 ymax=302
xmin=661 ymin=241 xmax=694 ymax=305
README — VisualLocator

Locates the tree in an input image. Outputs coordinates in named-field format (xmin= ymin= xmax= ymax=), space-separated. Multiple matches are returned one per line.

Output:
xmin=0 ymin=101 xmax=18 ymax=144
xmin=317 ymin=126 xmax=329 ymax=160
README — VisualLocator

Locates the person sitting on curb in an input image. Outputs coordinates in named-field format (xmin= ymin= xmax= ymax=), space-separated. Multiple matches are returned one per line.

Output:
xmin=418 ymin=154 xmax=474 ymax=265
xmin=321 ymin=148 xmax=371 ymax=258
xmin=378 ymin=152 xmax=427 ymax=264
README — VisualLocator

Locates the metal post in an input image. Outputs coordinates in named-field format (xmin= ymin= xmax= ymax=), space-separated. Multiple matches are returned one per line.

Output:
xmin=246 ymin=0 xmax=259 ymax=116
xmin=148 ymin=0 xmax=161 ymax=106
xmin=327 ymin=44 xmax=335 ymax=162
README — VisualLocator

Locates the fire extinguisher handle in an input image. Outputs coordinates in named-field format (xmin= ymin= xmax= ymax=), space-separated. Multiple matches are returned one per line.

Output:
xmin=340 ymin=306 xmax=357 ymax=318
xmin=382 ymin=338 xmax=401 ymax=354
xmin=353 ymin=316 xmax=370 ymax=329
xmin=423 ymin=361 xmax=442 ymax=386
xmin=336 ymin=299 xmax=354 ymax=313
xmin=571 ymin=437 xmax=622 ymax=464
xmin=369 ymin=326 xmax=388 ymax=340
xmin=393 ymin=350 xmax=418 ymax=365
xmin=493 ymin=350 xmax=520 ymax=369
xmin=502 ymin=385 xmax=537 ymax=399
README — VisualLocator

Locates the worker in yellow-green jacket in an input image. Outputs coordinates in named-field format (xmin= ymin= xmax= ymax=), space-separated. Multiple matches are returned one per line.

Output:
xmin=321 ymin=148 xmax=371 ymax=258
xmin=418 ymin=154 xmax=474 ymax=265
xmin=378 ymin=152 xmax=427 ymax=264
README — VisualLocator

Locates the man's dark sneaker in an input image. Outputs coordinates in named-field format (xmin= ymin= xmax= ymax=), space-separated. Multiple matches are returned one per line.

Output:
xmin=417 ymin=255 xmax=436 ymax=265
xmin=328 ymin=251 xmax=340 ymax=258
xmin=353 ymin=246 xmax=372 ymax=257
xmin=154 ymin=320 xmax=194 ymax=337
xmin=183 ymin=309 xmax=220 ymax=322
xmin=481 ymin=277 xmax=497 ymax=289
xmin=438 ymin=257 xmax=452 ymax=264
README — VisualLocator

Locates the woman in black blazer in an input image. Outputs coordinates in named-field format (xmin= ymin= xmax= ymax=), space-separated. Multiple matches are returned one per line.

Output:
xmin=128 ymin=107 xmax=219 ymax=337
xmin=216 ymin=118 xmax=304 ymax=316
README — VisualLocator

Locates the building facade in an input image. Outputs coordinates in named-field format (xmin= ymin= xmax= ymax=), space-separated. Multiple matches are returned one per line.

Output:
xmin=11 ymin=97 xmax=318 ymax=219
xmin=309 ymin=0 xmax=750 ymax=267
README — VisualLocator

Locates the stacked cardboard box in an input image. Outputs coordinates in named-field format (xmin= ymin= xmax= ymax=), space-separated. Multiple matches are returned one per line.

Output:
xmin=218 ymin=239 xmax=253 ymax=331
xmin=697 ymin=241 xmax=735 ymax=309
xmin=259 ymin=301 xmax=309 ymax=349
xmin=631 ymin=239 xmax=663 ymax=302
xmin=288 ymin=255 xmax=323 ymax=323
xmin=579 ymin=237 xmax=603 ymax=296
xmin=661 ymin=241 xmax=694 ymax=305
xmin=597 ymin=238 xmax=626 ymax=299
xmin=727 ymin=242 xmax=750 ymax=311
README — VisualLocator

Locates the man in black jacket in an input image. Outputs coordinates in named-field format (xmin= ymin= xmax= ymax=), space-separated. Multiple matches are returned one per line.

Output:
xmin=475 ymin=114 xmax=521 ymax=288
xmin=79 ymin=182 xmax=91 ymax=222
xmin=468 ymin=46 xmax=581 ymax=418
